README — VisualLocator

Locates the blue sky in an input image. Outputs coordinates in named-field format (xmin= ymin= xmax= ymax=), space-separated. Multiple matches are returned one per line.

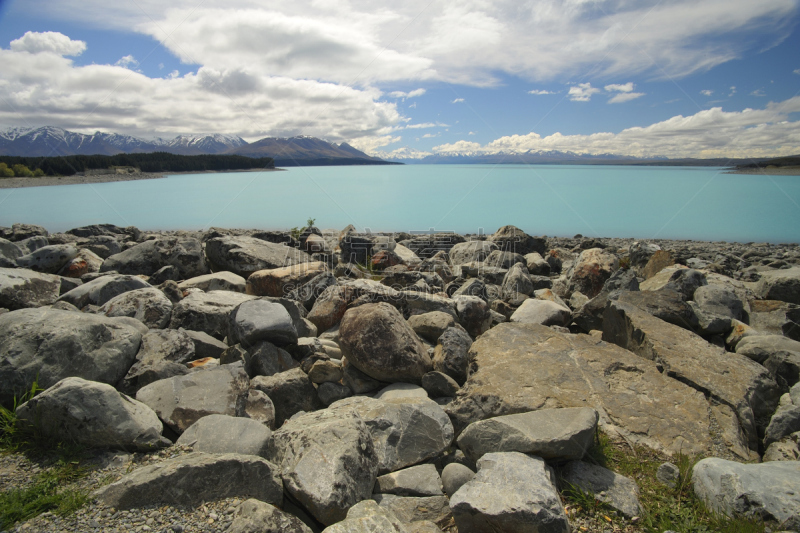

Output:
xmin=0 ymin=0 xmax=799 ymax=159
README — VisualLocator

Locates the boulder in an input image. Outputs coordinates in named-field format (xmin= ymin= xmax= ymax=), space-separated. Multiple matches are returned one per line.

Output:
xmin=308 ymin=359 xmax=343 ymax=384
xmin=135 ymin=363 xmax=250 ymax=434
xmin=736 ymin=335 xmax=800 ymax=388
xmin=640 ymin=267 xmax=707 ymax=300
xmin=251 ymin=368 xmax=323 ymax=426
xmin=178 ymin=271 xmax=246 ymax=293
xmin=615 ymin=289 xmax=699 ymax=331
xmin=641 ymin=250 xmax=675 ymax=279
xmin=441 ymin=463 xmax=475 ymax=497
xmin=286 ymin=271 xmax=337 ymax=311
xmin=94 ymin=452 xmax=283 ymax=509
xmin=629 ymin=242 xmax=661 ymax=274
xmin=83 ymin=235 xmax=123 ymax=259
xmin=456 ymin=407 xmax=598 ymax=463
xmin=693 ymin=284 xmax=745 ymax=321
xmin=445 ymin=323 xmax=754 ymax=459
xmin=448 ymin=241 xmax=498 ymax=266
xmin=228 ymin=499 xmax=313 ymax=533
xmin=524 ymin=252 xmax=551 ymax=276
xmin=228 ymin=299 xmax=298 ymax=347
xmin=0 ymin=223 xmax=48 ymax=242
xmin=501 ymin=263 xmax=535 ymax=301
xmin=339 ymin=302 xmax=431 ymax=383
xmin=329 ymin=396 xmax=454 ymax=475
xmin=568 ymin=248 xmax=619 ymax=299
xmin=604 ymin=301 xmax=781 ymax=456
xmin=765 ymin=406 xmax=800 ymax=447
xmin=246 ymin=262 xmax=328 ymax=297
xmin=245 ymin=389 xmax=276 ymax=429
xmin=268 ymin=407 xmax=379 ymax=525
xmin=748 ymin=300 xmax=800 ymax=342
xmin=15 ymin=244 xmax=78 ymax=274
xmin=169 ymin=290 xmax=256 ymax=338
xmin=453 ymin=295 xmax=492 ymax=338
xmin=205 ymin=235 xmax=311 ymax=279
xmin=181 ymin=329 xmax=229 ymax=360
xmin=307 ymin=285 xmax=352 ymax=332
xmin=98 ymin=287 xmax=173 ymax=329
xmin=318 ymin=381 xmax=353 ymax=406
xmin=15 ymin=377 xmax=169 ymax=451
xmin=0 ymin=238 xmax=22 ymax=268
xmin=422 ymin=371 xmax=460 ymax=398
xmin=509 ymin=299 xmax=571 ymax=327
xmin=342 ymin=358 xmax=380 ymax=394
xmin=757 ymin=267 xmax=800 ymax=305
xmin=488 ymin=226 xmax=546 ymax=256
xmin=373 ymin=383 xmax=428 ymax=401
xmin=764 ymin=432 xmax=800 ymax=462
xmin=559 ymin=460 xmax=642 ymax=517
xmin=0 ymin=308 xmax=143 ymax=407
xmin=693 ymin=458 xmax=800 ymax=527
xmin=118 ymin=329 xmax=195 ymax=394
xmin=375 ymin=464 xmax=443 ymax=497
xmin=0 ymin=267 xmax=62 ymax=310
xmin=58 ymin=274 xmax=151 ymax=309
xmin=432 ymin=326 xmax=473 ymax=386
xmin=101 ymin=236 xmax=209 ymax=279
xmin=175 ymin=414 xmax=272 ymax=456
xmin=57 ymin=248 xmax=104 ymax=278
xmin=373 ymin=494 xmax=452 ymax=526
xmin=223 ymin=341 xmax=298 ymax=379
xmin=449 ymin=452 xmax=569 ymax=533
xmin=321 ymin=500 xmax=409 ymax=533
xmin=403 ymin=292 xmax=457 ymax=318
xmin=407 ymin=311 xmax=457 ymax=344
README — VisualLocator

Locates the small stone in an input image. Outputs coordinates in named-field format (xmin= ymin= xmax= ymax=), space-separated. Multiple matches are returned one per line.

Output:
xmin=657 ymin=462 xmax=680 ymax=488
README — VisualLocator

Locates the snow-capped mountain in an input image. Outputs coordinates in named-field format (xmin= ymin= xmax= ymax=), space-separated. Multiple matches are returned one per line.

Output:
xmin=162 ymin=133 xmax=248 ymax=154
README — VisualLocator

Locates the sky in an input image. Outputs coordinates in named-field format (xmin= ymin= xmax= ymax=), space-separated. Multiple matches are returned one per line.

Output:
xmin=0 ymin=0 xmax=799 ymax=160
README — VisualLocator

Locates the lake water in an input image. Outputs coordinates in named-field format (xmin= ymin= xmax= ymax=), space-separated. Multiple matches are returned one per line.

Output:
xmin=0 ymin=164 xmax=798 ymax=243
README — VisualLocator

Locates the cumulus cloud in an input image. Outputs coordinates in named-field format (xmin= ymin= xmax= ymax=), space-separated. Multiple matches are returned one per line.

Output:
xmin=568 ymin=83 xmax=601 ymax=102
xmin=372 ymin=146 xmax=432 ymax=160
xmin=0 ymin=38 xmax=403 ymax=147
xmin=529 ymin=89 xmax=557 ymax=95
xmin=115 ymin=55 xmax=138 ymax=68
xmin=25 ymin=0 xmax=797 ymax=85
xmin=9 ymin=31 xmax=86 ymax=56
xmin=605 ymin=82 xmax=644 ymax=104
xmin=404 ymin=122 xmax=447 ymax=129
xmin=701 ymin=89 xmax=714 ymax=96
xmin=388 ymin=88 xmax=426 ymax=99
xmin=431 ymin=96 xmax=800 ymax=159
xmin=604 ymin=83 xmax=635 ymax=93
xmin=608 ymin=92 xmax=645 ymax=104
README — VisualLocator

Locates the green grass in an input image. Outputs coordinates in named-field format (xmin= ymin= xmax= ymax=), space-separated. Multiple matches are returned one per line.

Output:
xmin=0 ymin=380 xmax=92 ymax=530
xmin=561 ymin=432 xmax=772 ymax=533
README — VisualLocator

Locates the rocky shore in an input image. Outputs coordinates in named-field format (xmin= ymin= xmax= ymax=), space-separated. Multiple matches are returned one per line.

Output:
xmin=1 ymin=222 xmax=799 ymax=533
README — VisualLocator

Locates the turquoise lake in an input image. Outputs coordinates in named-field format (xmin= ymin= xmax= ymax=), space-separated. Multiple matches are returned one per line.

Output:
xmin=1 ymin=164 xmax=798 ymax=243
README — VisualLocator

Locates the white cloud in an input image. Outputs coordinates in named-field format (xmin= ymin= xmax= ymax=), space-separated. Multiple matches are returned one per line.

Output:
xmin=158 ymin=63 xmax=164 ymax=70
xmin=604 ymin=82 xmax=635 ymax=93
xmin=608 ymin=92 xmax=645 ymax=104
xmin=568 ymin=83 xmax=601 ymax=102
xmin=167 ymin=70 xmax=180 ymax=79
xmin=452 ymin=98 xmax=465 ymax=103
xmin=0 ymin=38 xmax=403 ymax=147
xmin=115 ymin=55 xmax=138 ymax=68
xmin=794 ymin=68 xmax=800 ymax=75
xmin=529 ymin=89 xmax=557 ymax=95
xmin=372 ymin=146 xmax=432 ymax=160
xmin=701 ymin=89 xmax=714 ymax=96
xmin=431 ymin=96 xmax=800 ymax=159
xmin=468 ymin=131 xmax=476 ymax=135
xmin=25 ymin=0 xmax=797 ymax=85
xmin=404 ymin=122 xmax=447 ymax=129
xmin=9 ymin=31 xmax=86 ymax=56
xmin=751 ymin=89 xmax=766 ymax=97
xmin=408 ymin=102 xmax=417 ymax=108
xmin=729 ymin=86 xmax=737 ymax=96
xmin=388 ymin=88 xmax=426 ymax=99
xmin=422 ymin=132 xmax=440 ymax=138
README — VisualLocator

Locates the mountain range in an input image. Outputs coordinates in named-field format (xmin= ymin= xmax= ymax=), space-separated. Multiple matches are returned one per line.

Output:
xmin=0 ymin=126 xmax=383 ymax=164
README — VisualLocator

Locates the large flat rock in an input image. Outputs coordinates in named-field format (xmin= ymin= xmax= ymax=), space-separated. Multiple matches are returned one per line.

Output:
xmin=0 ymin=267 xmax=62 ymax=310
xmin=604 ymin=300 xmax=782 ymax=456
xmin=101 ymin=236 xmax=209 ymax=279
xmin=169 ymin=290 xmax=256 ymax=338
xmin=205 ymin=235 xmax=311 ymax=279
xmin=444 ymin=322 xmax=749 ymax=459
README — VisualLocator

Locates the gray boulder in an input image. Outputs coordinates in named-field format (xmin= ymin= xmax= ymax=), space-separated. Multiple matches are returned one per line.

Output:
xmin=169 ymin=290 xmax=256 ymax=338
xmin=748 ymin=300 xmax=800 ymax=341
xmin=0 ymin=238 xmax=22 ymax=267
xmin=407 ymin=311 xmax=457 ymax=344
xmin=101 ymin=236 xmax=209 ymax=279
xmin=501 ymin=262 xmax=535 ymax=301
xmin=764 ymin=432 xmax=800 ymax=462
xmin=99 ymin=287 xmax=173 ymax=329
xmin=15 ymin=244 xmax=78 ymax=274
xmin=757 ymin=267 xmax=800 ymax=305
xmin=0 ymin=267 xmax=62 ymax=310
xmin=205 ymin=235 xmax=311 ymax=279
xmin=318 ymin=381 xmax=354 ymax=406
xmin=181 ymin=329 xmax=228 ymax=359
xmin=375 ymin=464 xmax=443 ymax=497
xmin=693 ymin=285 xmax=745 ymax=321
xmin=176 ymin=414 xmax=271 ymax=456
xmin=135 ymin=363 xmax=250 ymax=434
xmin=457 ymin=407 xmax=598 ymax=463
xmin=450 ymin=452 xmax=569 ymax=533
xmin=448 ymin=241 xmax=498 ymax=266
xmin=15 ymin=377 xmax=169 ymax=451
xmin=615 ymin=289 xmax=699 ymax=331
xmin=0 ymin=308 xmax=143 ymax=407
xmin=0 ymin=223 xmax=48 ymax=242
xmin=373 ymin=494 xmax=452 ymax=526
xmin=488 ymin=225 xmax=546 ymax=256
xmin=524 ymin=252 xmax=551 ymax=276
xmin=373 ymin=383 xmax=428 ymax=401
xmin=228 ymin=499 xmax=313 ymax=533
xmin=509 ymin=299 xmax=571 ymax=327
xmin=94 ymin=452 xmax=283 ymax=509
xmin=308 ymin=359 xmax=343 ymax=384
xmin=245 ymin=389 xmax=276 ymax=429
xmin=329 ymin=396 xmax=454 ymax=475
xmin=568 ymin=248 xmax=619 ymax=299
xmin=432 ymin=326 xmax=473 ymax=386
xmin=251 ymin=368 xmax=323 ymax=426
xmin=118 ymin=329 xmax=195 ymax=394
xmin=228 ymin=299 xmax=298 ymax=347
xmin=222 ymin=341 xmax=298 ymax=379
xmin=559 ymin=460 xmax=642 ymax=517
xmin=339 ymin=302 xmax=431 ymax=383
xmin=737 ymin=335 xmax=800 ymax=388
xmin=693 ymin=458 xmax=800 ymax=527
xmin=641 ymin=268 xmax=707 ymax=300
xmin=268 ymin=407 xmax=379 ymax=525
xmin=485 ymin=250 xmax=525 ymax=269
xmin=321 ymin=500 xmax=410 ymax=533
xmin=178 ymin=271 xmax=246 ymax=293
xmin=765 ymin=406 xmax=800 ymax=447
xmin=58 ymin=274 xmax=151 ymax=309
xmin=441 ymin=463 xmax=474 ymax=497
xmin=422 ymin=371 xmax=460 ymax=398
xmin=453 ymin=295 xmax=492 ymax=338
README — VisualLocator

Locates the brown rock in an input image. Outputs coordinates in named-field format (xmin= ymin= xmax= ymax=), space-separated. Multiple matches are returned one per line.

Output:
xmin=641 ymin=250 xmax=675 ymax=280
xmin=246 ymin=262 xmax=328 ymax=298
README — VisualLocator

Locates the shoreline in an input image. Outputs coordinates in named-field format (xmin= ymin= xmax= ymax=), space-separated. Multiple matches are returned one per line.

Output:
xmin=725 ymin=166 xmax=800 ymax=176
xmin=0 ymin=167 xmax=282 ymax=189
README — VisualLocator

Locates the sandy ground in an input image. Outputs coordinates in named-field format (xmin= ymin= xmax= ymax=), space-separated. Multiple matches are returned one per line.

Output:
xmin=0 ymin=168 xmax=282 ymax=189
xmin=726 ymin=166 xmax=800 ymax=176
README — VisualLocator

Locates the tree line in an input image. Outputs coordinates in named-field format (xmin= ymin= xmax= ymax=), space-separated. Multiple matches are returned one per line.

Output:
xmin=0 ymin=152 xmax=275 ymax=177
